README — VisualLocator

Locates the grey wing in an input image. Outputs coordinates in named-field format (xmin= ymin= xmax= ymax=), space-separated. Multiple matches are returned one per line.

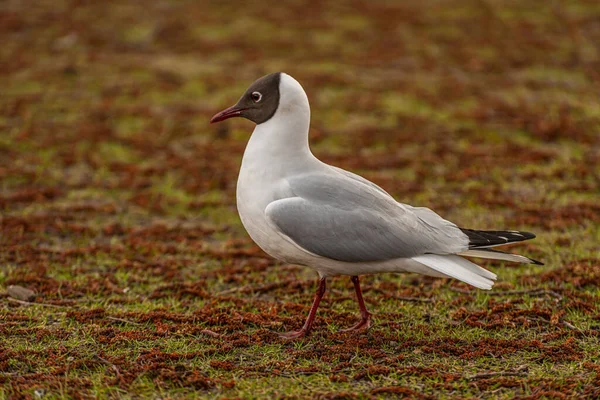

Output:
xmin=329 ymin=166 xmax=393 ymax=198
xmin=333 ymin=167 xmax=461 ymax=233
xmin=265 ymin=172 xmax=469 ymax=262
xmin=405 ymin=205 xmax=460 ymax=231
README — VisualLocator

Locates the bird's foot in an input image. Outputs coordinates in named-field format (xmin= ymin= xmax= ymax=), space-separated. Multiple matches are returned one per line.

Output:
xmin=339 ymin=314 xmax=372 ymax=332
xmin=277 ymin=329 xmax=310 ymax=339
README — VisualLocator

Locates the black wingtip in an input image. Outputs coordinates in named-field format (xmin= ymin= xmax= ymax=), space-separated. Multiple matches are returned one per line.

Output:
xmin=519 ymin=231 xmax=537 ymax=240
xmin=460 ymin=228 xmax=538 ymax=248
xmin=531 ymin=259 xmax=544 ymax=266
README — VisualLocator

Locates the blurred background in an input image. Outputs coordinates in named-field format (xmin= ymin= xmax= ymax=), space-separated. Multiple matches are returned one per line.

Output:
xmin=2 ymin=0 xmax=599 ymax=231
xmin=1 ymin=0 xmax=600 ymax=397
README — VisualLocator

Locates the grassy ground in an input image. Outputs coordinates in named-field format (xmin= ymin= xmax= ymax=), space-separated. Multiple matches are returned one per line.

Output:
xmin=1 ymin=0 xmax=600 ymax=398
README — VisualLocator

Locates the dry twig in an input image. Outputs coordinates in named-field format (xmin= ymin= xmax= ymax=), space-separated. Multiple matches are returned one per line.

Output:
xmin=449 ymin=287 xmax=562 ymax=299
xmin=7 ymin=297 xmax=72 ymax=308
xmin=561 ymin=320 xmax=580 ymax=331
xmin=468 ymin=365 xmax=528 ymax=381
xmin=489 ymin=288 xmax=562 ymax=299
xmin=94 ymin=354 xmax=123 ymax=383
xmin=199 ymin=329 xmax=221 ymax=338
xmin=215 ymin=278 xmax=301 ymax=296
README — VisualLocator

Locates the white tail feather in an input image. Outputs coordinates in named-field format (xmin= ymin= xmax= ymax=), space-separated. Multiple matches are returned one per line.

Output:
xmin=458 ymin=249 xmax=536 ymax=264
xmin=411 ymin=254 xmax=496 ymax=290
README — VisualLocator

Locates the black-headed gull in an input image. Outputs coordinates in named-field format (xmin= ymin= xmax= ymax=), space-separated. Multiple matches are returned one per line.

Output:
xmin=210 ymin=72 xmax=541 ymax=338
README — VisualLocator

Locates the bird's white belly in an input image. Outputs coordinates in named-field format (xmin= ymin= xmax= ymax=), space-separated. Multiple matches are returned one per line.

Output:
xmin=236 ymin=169 xmax=313 ymax=266
xmin=237 ymin=170 xmax=446 ymax=278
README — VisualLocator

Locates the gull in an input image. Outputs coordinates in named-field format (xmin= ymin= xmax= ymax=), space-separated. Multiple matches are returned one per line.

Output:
xmin=210 ymin=72 xmax=542 ymax=338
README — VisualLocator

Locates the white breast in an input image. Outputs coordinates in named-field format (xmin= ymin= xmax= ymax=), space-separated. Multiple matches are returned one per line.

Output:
xmin=236 ymin=120 xmax=318 ymax=265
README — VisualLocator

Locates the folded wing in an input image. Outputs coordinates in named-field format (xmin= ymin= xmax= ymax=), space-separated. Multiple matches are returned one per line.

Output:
xmin=265 ymin=171 xmax=469 ymax=262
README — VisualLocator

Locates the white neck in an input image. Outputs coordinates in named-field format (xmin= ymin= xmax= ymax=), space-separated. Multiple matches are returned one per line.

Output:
xmin=242 ymin=74 xmax=316 ymax=172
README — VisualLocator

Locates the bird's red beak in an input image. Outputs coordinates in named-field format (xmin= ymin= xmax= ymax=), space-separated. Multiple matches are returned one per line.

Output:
xmin=210 ymin=105 xmax=247 ymax=124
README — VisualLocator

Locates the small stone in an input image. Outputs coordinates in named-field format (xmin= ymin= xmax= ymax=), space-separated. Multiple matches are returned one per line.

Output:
xmin=7 ymin=285 xmax=36 ymax=302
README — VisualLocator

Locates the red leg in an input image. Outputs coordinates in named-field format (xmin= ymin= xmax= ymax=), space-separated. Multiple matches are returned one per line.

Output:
xmin=279 ymin=277 xmax=327 ymax=339
xmin=340 ymin=275 xmax=372 ymax=332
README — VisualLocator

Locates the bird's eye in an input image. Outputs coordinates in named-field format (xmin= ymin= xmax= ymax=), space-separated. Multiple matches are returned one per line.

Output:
xmin=251 ymin=91 xmax=262 ymax=102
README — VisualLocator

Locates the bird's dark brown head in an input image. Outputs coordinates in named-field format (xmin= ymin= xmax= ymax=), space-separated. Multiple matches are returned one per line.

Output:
xmin=210 ymin=72 xmax=281 ymax=125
